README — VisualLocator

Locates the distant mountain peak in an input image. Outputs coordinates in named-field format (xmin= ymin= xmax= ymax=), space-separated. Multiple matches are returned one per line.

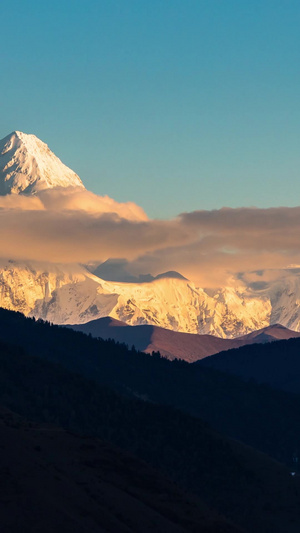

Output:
xmin=0 ymin=131 xmax=84 ymax=195
xmin=91 ymin=259 xmax=187 ymax=284
xmin=154 ymin=271 xmax=187 ymax=281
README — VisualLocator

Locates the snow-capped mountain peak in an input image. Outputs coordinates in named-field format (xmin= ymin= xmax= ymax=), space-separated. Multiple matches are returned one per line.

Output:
xmin=0 ymin=131 xmax=84 ymax=195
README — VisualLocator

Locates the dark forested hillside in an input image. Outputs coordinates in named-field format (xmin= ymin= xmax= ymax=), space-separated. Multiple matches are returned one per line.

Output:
xmin=0 ymin=334 xmax=300 ymax=532
xmin=1 ymin=308 xmax=300 ymax=466
xmin=0 ymin=407 xmax=240 ymax=533
xmin=198 ymin=336 xmax=300 ymax=393
xmin=1 ymin=308 xmax=300 ymax=467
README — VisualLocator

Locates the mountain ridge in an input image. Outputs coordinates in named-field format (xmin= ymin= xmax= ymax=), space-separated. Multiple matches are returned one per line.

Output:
xmin=70 ymin=318 xmax=300 ymax=362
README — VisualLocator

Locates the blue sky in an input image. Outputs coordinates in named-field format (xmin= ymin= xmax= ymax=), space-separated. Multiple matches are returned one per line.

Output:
xmin=1 ymin=0 xmax=299 ymax=218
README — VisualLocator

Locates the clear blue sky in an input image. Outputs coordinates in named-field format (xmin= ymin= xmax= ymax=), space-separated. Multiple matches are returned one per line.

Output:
xmin=1 ymin=0 xmax=299 ymax=218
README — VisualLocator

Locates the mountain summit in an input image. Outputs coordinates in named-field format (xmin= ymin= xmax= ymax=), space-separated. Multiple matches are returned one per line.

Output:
xmin=0 ymin=131 xmax=84 ymax=195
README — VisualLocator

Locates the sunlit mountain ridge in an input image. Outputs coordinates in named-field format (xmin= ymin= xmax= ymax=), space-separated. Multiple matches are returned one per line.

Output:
xmin=1 ymin=259 xmax=300 ymax=338
xmin=1 ymin=132 xmax=300 ymax=338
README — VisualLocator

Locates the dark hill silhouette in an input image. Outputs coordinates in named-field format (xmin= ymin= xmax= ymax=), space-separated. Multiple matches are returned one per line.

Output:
xmin=0 ymin=335 xmax=300 ymax=531
xmin=1 ymin=307 xmax=300 ymax=470
xmin=70 ymin=317 xmax=300 ymax=362
xmin=199 ymin=335 xmax=300 ymax=394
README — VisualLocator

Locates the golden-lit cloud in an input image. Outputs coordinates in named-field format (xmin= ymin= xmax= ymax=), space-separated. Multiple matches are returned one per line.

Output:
xmin=37 ymin=187 xmax=148 ymax=221
xmin=0 ymin=194 xmax=44 ymax=210
xmin=0 ymin=187 xmax=187 ymax=263
xmin=1 ymin=190 xmax=300 ymax=286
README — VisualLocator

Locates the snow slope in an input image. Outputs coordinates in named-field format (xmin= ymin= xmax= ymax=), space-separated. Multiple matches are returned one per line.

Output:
xmin=1 ymin=259 xmax=300 ymax=338
xmin=0 ymin=131 xmax=84 ymax=194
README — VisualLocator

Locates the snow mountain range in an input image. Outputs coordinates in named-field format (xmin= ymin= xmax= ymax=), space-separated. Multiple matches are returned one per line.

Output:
xmin=1 ymin=130 xmax=300 ymax=338
xmin=1 ymin=258 xmax=300 ymax=338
